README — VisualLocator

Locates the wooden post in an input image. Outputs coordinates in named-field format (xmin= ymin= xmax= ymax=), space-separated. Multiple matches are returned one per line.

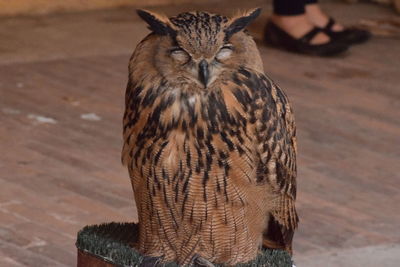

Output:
xmin=77 ymin=250 xmax=116 ymax=267
xmin=394 ymin=0 xmax=400 ymax=13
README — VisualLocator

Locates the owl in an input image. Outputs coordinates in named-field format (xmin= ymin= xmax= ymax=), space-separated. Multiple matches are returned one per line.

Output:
xmin=122 ymin=8 xmax=298 ymax=266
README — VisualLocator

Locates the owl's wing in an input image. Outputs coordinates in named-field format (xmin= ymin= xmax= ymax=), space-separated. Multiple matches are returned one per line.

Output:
xmin=122 ymin=79 xmax=153 ymax=170
xmin=122 ymin=79 xmax=138 ymax=168
xmin=232 ymin=68 xmax=298 ymax=252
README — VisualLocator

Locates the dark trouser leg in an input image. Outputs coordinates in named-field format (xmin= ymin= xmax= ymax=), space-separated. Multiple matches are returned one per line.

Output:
xmin=304 ymin=0 xmax=318 ymax=4
xmin=273 ymin=0 xmax=319 ymax=16
xmin=273 ymin=0 xmax=306 ymax=16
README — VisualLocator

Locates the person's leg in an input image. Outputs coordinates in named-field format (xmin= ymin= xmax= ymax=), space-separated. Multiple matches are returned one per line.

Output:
xmin=271 ymin=0 xmax=330 ymax=45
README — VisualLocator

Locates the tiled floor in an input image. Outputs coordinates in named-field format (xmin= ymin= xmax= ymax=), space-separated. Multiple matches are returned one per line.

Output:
xmin=0 ymin=1 xmax=399 ymax=266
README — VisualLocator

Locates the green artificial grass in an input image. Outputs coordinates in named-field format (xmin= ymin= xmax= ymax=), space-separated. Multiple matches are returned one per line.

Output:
xmin=76 ymin=222 xmax=293 ymax=267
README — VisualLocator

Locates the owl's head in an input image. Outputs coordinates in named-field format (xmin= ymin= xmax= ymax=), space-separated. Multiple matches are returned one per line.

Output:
xmin=135 ymin=8 xmax=263 ymax=89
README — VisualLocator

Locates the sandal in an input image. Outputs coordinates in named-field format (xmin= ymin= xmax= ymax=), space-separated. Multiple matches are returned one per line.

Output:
xmin=321 ymin=18 xmax=371 ymax=45
xmin=264 ymin=21 xmax=349 ymax=56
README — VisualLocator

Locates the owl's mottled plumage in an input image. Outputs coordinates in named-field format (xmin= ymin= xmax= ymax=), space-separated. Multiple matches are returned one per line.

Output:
xmin=122 ymin=8 xmax=298 ymax=265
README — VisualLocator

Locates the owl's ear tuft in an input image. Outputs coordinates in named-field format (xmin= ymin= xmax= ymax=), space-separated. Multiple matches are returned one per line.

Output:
xmin=137 ymin=9 xmax=176 ymax=36
xmin=225 ymin=8 xmax=261 ymax=40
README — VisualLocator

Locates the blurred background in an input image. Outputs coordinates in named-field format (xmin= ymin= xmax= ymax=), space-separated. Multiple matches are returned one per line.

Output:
xmin=0 ymin=0 xmax=399 ymax=266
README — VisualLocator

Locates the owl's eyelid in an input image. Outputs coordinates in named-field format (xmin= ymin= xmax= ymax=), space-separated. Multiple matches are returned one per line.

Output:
xmin=221 ymin=43 xmax=234 ymax=50
xmin=170 ymin=47 xmax=188 ymax=54
xmin=170 ymin=47 xmax=191 ymax=65
xmin=215 ymin=43 xmax=234 ymax=63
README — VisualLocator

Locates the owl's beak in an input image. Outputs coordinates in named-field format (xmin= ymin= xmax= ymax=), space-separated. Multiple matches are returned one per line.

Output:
xmin=198 ymin=59 xmax=209 ymax=88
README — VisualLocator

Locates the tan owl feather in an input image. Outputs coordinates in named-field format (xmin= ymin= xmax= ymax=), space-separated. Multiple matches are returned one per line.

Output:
xmin=122 ymin=8 xmax=298 ymax=266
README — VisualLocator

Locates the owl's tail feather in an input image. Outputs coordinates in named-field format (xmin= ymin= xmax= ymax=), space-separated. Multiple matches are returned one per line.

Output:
xmin=191 ymin=254 xmax=216 ymax=267
xmin=139 ymin=255 xmax=162 ymax=267
xmin=262 ymin=214 xmax=295 ymax=255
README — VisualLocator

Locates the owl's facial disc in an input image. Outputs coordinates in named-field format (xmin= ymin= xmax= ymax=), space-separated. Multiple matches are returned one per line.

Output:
xmin=138 ymin=9 xmax=263 ymax=87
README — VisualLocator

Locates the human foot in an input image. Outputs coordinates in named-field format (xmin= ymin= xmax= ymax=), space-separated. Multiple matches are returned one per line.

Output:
xmin=264 ymin=16 xmax=349 ymax=56
xmin=305 ymin=4 xmax=371 ymax=45
xmin=271 ymin=14 xmax=330 ymax=45
xmin=305 ymin=4 xmax=344 ymax=32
